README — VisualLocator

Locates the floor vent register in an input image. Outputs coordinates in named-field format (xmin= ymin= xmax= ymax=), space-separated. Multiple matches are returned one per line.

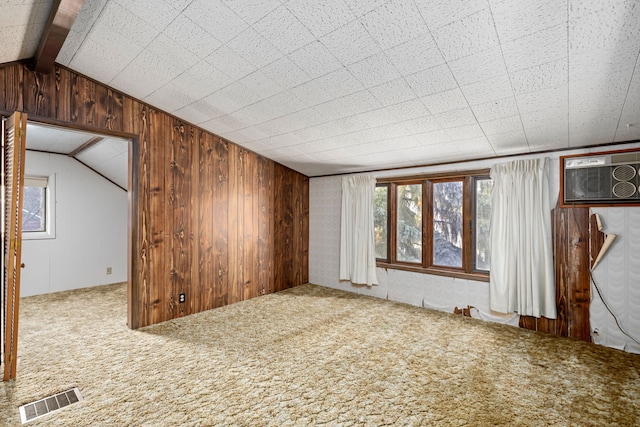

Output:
xmin=18 ymin=388 xmax=83 ymax=424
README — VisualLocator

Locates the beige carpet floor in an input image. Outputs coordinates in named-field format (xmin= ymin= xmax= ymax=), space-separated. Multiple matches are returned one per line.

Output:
xmin=1 ymin=282 xmax=639 ymax=426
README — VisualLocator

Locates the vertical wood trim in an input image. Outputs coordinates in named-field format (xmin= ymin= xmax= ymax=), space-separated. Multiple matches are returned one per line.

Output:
xmin=214 ymin=138 xmax=229 ymax=307
xmin=227 ymin=144 xmax=239 ymax=303
xmin=149 ymin=108 xmax=166 ymax=325
xmin=198 ymin=130 xmax=213 ymax=312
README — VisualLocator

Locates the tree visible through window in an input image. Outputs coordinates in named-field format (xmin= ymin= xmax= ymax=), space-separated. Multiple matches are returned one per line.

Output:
xmin=22 ymin=177 xmax=48 ymax=232
xmin=432 ymin=181 xmax=462 ymax=268
xmin=374 ymin=171 xmax=491 ymax=280
xmin=396 ymin=184 xmax=422 ymax=263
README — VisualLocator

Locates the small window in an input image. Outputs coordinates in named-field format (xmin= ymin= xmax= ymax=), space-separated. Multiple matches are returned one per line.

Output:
xmin=374 ymin=184 xmax=389 ymax=261
xmin=396 ymin=183 xmax=422 ymax=263
xmin=432 ymin=180 xmax=463 ymax=268
xmin=474 ymin=177 xmax=493 ymax=271
xmin=22 ymin=175 xmax=55 ymax=239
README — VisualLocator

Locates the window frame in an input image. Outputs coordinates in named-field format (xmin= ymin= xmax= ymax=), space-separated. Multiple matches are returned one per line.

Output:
xmin=376 ymin=169 xmax=490 ymax=282
xmin=22 ymin=174 xmax=56 ymax=240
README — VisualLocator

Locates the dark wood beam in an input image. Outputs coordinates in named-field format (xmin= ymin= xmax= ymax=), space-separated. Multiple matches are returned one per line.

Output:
xmin=33 ymin=0 xmax=85 ymax=74
xmin=68 ymin=135 xmax=103 ymax=157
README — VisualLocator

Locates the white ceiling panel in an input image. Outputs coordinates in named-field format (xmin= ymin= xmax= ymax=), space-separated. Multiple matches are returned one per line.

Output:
xmin=359 ymin=0 xmax=429 ymax=51
xmin=490 ymin=0 xmax=567 ymax=43
xmin=4 ymin=0 xmax=639 ymax=176
xmin=431 ymin=9 xmax=500 ymax=62
xmin=384 ymin=34 xmax=446 ymax=77
xmin=320 ymin=20 xmax=381 ymax=65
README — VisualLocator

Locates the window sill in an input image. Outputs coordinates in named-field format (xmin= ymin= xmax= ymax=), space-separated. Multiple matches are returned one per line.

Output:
xmin=376 ymin=261 xmax=490 ymax=283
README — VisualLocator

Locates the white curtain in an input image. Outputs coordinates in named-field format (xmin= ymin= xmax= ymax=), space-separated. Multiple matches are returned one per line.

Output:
xmin=339 ymin=174 xmax=378 ymax=286
xmin=489 ymin=157 xmax=556 ymax=318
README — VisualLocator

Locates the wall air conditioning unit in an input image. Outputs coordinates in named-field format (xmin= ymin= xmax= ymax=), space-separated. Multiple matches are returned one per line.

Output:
xmin=561 ymin=148 xmax=640 ymax=207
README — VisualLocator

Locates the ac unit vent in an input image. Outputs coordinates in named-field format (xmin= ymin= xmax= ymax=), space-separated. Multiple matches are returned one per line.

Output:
xmin=562 ymin=149 xmax=640 ymax=205
xmin=612 ymin=164 xmax=636 ymax=181
xmin=612 ymin=181 xmax=637 ymax=198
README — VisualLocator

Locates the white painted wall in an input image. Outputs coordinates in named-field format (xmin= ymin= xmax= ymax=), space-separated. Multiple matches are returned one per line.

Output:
xmin=21 ymin=150 xmax=128 ymax=296
xmin=309 ymin=142 xmax=640 ymax=352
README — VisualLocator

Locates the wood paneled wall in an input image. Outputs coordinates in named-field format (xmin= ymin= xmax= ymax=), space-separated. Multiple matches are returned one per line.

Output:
xmin=0 ymin=62 xmax=309 ymax=329
xmin=519 ymin=204 xmax=591 ymax=341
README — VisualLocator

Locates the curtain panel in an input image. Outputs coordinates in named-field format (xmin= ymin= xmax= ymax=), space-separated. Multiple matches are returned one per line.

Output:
xmin=489 ymin=157 xmax=556 ymax=318
xmin=339 ymin=175 xmax=378 ymax=286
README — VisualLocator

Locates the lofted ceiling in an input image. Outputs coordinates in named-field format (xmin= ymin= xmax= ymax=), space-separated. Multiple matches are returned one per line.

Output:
xmin=26 ymin=122 xmax=129 ymax=189
xmin=3 ymin=0 xmax=640 ymax=176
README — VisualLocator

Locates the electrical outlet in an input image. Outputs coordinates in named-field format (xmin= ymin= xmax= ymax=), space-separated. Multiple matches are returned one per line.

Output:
xmin=179 ymin=293 xmax=186 ymax=303
xmin=106 ymin=267 xmax=112 ymax=275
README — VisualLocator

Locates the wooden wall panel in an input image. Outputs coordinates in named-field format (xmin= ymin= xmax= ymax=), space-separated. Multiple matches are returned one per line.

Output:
xmin=1 ymin=61 xmax=307 ymax=328
xmin=520 ymin=204 xmax=591 ymax=341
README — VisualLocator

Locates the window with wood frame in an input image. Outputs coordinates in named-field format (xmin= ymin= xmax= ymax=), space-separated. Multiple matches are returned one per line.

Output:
xmin=374 ymin=170 xmax=492 ymax=281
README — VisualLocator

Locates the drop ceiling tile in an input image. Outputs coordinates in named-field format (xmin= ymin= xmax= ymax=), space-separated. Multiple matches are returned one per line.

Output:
xmin=520 ymin=107 xmax=568 ymax=130
xmin=261 ymin=56 xmax=310 ymax=88
xmin=446 ymin=123 xmax=485 ymax=140
xmin=355 ymin=108 xmax=399 ymax=127
xmin=200 ymin=114 xmax=247 ymax=134
xmin=111 ymin=48 xmax=191 ymax=99
xmin=320 ymin=20 xmax=381 ymax=65
xmin=360 ymin=0 xmax=429 ymax=50
xmin=184 ymin=0 xmax=247 ymax=43
xmin=254 ymin=6 xmax=316 ymax=54
xmin=342 ymin=0 xmax=390 ymax=17
xmin=237 ymin=70 xmax=283 ymax=100
xmin=68 ymin=38 xmax=134 ymax=84
xmin=433 ymin=107 xmax=477 ymax=128
xmin=452 ymin=136 xmax=494 ymax=156
xmin=91 ymin=2 xmax=159 ymax=50
xmin=480 ymin=115 xmax=523 ymax=135
xmin=416 ymin=129 xmax=452 ymax=145
xmin=175 ymin=101 xmax=230 ymax=126
xmin=57 ymin=0 xmax=109 ymax=65
xmin=569 ymin=1 xmax=640 ymax=58
xmin=414 ymin=0 xmax=489 ymax=30
xmin=337 ymin=90 xmax=383 ymax=116
xmin=516 ymin=85 xmax=568 ymax=114
xmin=369 ymin=78 xmax=417 ymax=106
xmin=315 ymin=68 xmax=365 ymax=98
xmin=486 ymin=130 xmax=530 ymax=155
xmin=448 ymin=46 xmax=508 ymax=86
xmin=527 ymin=124 xmax=569 ymax=149
xmin=170 ymin=61 xmax=234 ymax=100
xmin=205 ymin=82 xmax=263 ymax=114
xmin=491 ymin=0 xmax=567 ymax=43
xmin=384 ymin=33 xmax=446 ymax=77
xmin=421 ymin=88 xmax=469 ymax=114
xmin=461 ymin=75 xmax=514 ymax=106
xmin=332 ymin=115 xmax=372 ymax=133
xmin=288 ymin=80 xmax=335 ymax=107
xmin=285 ymin=0 xmax=355 ymax=38
xmin=115 ymin=0 xmax=179 ymax=31
xmin=471 ymin=96 xmax=518 ymax=122
xmin=432 ymin=9 xmax=500 ymax=62
xmin=145 ymin=33 xmax=200 ymax=75
xmin=144 ymin=82 xmax=196 ymax=113
xmin=615 ymin=57 xmax=640 ymax=142
xmin=227 ymin=28 xmax=283 ymax=68
xmin=509 ymin=58 xmax=567 ymax=95
xmin=162 ymin=15 xmax=222 ymax=59
xmin=402 ymin=115 xmax=442 ymax=133
xmin=205 ymin=45 xmax=257 ymax=80
xmin=288 ymin=41 xmax=343 ymax=79
xmin=385 ymin=98 xmax=431 ymax=121
xmin=221 ymin=0 xmax=282 ymax=24
xmin=405 ymin=64 xmax=458 ymax=97
xmin=347 ymin=52 xmax=400 ymax=88
xmin=0 ymin=4 xmax=38 ymax=27
xmin=502 ymin=24 xmax=567 ymax=72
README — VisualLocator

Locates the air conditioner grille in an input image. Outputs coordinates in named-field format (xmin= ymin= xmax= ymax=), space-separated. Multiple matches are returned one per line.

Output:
xmin=612 ymin=164 xmax=636 ymax=181
xmin=612 ymin=181 xmax=637 ymax=198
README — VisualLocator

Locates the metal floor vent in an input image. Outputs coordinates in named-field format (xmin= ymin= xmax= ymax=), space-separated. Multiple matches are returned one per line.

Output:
xmin=19 ymin=388 xmax=83 ymax=424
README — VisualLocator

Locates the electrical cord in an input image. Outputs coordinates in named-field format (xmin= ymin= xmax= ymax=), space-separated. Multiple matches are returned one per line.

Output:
xmin=589 ymin=269 xmax=640 ymax=346
xmin=569 ymin=205 xmax=640 ymax=346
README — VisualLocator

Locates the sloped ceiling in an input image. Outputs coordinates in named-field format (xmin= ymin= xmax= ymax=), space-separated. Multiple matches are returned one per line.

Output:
xmin=4 ymin=0 xmax=640 ymax=176
xmin=26 ymin=122 xmax=129 ymax=189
